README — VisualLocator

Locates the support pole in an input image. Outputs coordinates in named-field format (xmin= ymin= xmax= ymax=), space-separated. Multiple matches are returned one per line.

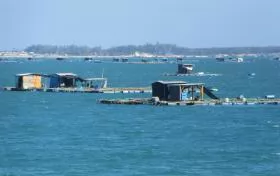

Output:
xmin=201 ymin=85 xmax=204 ymax=101
xmin=191 ymin=86 xmax=194 ymax=100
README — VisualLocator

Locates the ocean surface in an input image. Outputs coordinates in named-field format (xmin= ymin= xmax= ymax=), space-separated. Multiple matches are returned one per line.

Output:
xmin=0 ymin=57 xmax=280 ymax=175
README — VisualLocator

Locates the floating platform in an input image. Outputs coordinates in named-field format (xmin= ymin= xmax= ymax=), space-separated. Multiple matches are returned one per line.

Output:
xmin=2 ymin=87 xmax=152 ymax=94
xmin=164 ymin=73 xmax=221 ymax=77
xmin=101 ymin=87 xmax=152 ymax=93
xmin=99 ymin=98 xmax=280 ymax=106
xmin=99 ymin=98 xmax=153 ymax=105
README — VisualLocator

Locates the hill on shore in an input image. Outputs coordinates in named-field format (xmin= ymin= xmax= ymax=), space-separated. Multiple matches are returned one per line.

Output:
xmin=24 ymin=44 xmax=280 ymax=56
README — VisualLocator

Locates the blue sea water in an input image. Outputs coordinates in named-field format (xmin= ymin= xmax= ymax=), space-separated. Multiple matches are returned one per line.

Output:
xmin=0 ymin=57 xmax=280 ymax=175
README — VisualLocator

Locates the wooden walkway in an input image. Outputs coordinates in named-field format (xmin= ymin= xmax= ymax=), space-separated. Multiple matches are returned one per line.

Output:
xmin=2 ymin=87 xmax=152 ymax=94
xmin=99 ymin=98 xmax=280 ymax=106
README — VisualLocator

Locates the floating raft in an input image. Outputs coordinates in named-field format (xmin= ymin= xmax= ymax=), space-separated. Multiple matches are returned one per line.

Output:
xmin=2 ymin=87 xmax=152 ymax=94
xmin=164 ymin=73 xmax=221 ymax=77
xmin=99 ymin=98 xmax=280 ymax=106
xmin=99 ymin=98 xmax=153 ymax=105
xmin=101 ymin=87 xmax=152 ymax=93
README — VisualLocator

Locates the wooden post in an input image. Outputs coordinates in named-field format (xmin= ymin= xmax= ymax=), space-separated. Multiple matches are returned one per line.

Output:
xmin=191 ymin=86 xmax=194 ymax=100
xmin=201 ymin=85 xmax=204 ymax=100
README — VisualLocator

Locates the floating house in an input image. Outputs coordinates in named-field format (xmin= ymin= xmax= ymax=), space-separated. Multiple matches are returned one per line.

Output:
xmin=164 ymin=64 xmax=221 ymax=77
xmin=121 ymin=58 xmax=128 ymax=62
xmin=216 ymin=57 xmax=243 ymax=63
xmin=228 ymin=57 xmax=243 ymax=63
xmin=161 ymin=58 xmax=168 ymax=62
xmin=176 ymin=57 xmax=183 ymax=63
xmin=177 ymin=64 xmax=193 ymax=74
xmin=141 ymin=58 xmax=149 ymax=63
xmin=10 ymin=72 xmax=109 ymax=92
xmin=16 ymin=73 xmax=44 ymax=89
xmin=4 ymin=72 xmax=151 ymax=93
xmin=47 ymin=73 xmax=84 ymax=88
xmin=152 ymin=81 xmax=207 ymax=101
xmin=113 ymin=58 xmax=120 ymax=62
xmin=99 ymin=80 xmax=223 ymax=105
xmin=83 ymin=77 xmax=107 ymax=89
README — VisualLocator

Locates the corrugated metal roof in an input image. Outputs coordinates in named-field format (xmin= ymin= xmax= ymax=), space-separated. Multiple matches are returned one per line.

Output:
xmin=16 ymin=73 xmax=43 ymax=76
xmin=55 ymin=73 xmax=77 ymax=76
xmin=154 ymin=81 xmax=204 ymax=86
xmin=169 ymin=83 xmax=204 ymax=86
xmin=154 ymin=80 xmax=187 ymax=84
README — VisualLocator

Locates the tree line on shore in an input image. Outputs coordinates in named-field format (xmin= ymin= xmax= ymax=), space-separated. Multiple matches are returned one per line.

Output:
xmin=24 ymin=44 xmax=280 ymax=56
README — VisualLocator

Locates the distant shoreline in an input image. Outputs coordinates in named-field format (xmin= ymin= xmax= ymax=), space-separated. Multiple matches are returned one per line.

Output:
xmin=0 ymin=53 xmax=276 ymax=60
xmin=2 ymin=44 xmax=280 ymax=58
xmin=0 ymin=55 xmax=205 ymax=59
xmin=0 ymin=55 xmax=275 ymax=60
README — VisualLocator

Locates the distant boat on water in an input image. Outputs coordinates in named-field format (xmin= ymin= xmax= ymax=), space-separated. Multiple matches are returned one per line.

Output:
xmin=216 ymin=57 xmax=243 ymax=62
xmin=216 ymin=57 xmax=225 ymax=62
xmin=112 ymin=58 xmax=120 ymax=62
xmin=141 ymin=58 xmax=149 ymax=63
xmin=232 ymin=57 xmax=244 ymax=63
xmin=209 ymin=87 xmax=219 ymax=92
xmin=176 ymin=57 xmax=183 ymax=62
xmin=84 ymin=57 xmax=93 ymax=61
xmin=121 ymin=58 xmax=128 ymax=62
xmin=56 ymin=57 xmax=65 ymax=61
xmin=248 ymin=73 xmax=256 ymax=77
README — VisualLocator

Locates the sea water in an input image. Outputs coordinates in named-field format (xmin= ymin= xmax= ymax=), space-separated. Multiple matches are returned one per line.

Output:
xmin=0 ymin=57 xmax=280 ymax=175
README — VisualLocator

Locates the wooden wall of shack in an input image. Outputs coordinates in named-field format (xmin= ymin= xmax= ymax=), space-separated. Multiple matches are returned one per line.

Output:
xmin=16 ymin=74 xmax=42 ymax=89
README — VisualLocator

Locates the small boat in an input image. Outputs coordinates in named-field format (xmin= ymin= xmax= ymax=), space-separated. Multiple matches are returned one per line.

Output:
xmin=121 ymin=58 xmax=128 ymax=62
xmin=113 ymin=58 xmax=120 ymax=62
xmin=236 ymin=57 xmax=244 ymax=62
xmin=176 ymin=57 xmax=183 ymax=62
xmin=248 ymin=73 xmax=256 ymax=77
xmin=84 ymin=57 xmax=93 ymax=61
xmin=141 ymin=58 xmax=149 ymax=63
xmin=196 ymin=72 xmax=205 ymax=75
xmin=56 ymin=57 xmax=65 ymax=61
xmin=161 ymin=58 xmax=168 ymax=62
xmin=209 ymin=87 xmax=219 ymax=92
xmin=216 ymin=57 xmax=225 ymax=62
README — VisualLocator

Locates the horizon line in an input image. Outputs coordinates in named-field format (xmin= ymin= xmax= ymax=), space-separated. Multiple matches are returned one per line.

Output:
xmin=3 ymin=44 xmax=280 ymax=52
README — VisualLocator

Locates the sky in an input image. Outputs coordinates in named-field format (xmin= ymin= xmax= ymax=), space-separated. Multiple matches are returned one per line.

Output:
xmin=1 ymin=0 xmax=280 ymax=50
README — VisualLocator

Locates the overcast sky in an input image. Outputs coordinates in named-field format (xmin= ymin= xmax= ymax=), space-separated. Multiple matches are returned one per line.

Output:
xmin=1 ymin=0 xmax=280 ymax=50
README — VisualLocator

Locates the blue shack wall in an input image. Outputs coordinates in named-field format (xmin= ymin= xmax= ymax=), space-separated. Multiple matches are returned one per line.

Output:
xmin=49 ymin=76 xmax=60 ymax=88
